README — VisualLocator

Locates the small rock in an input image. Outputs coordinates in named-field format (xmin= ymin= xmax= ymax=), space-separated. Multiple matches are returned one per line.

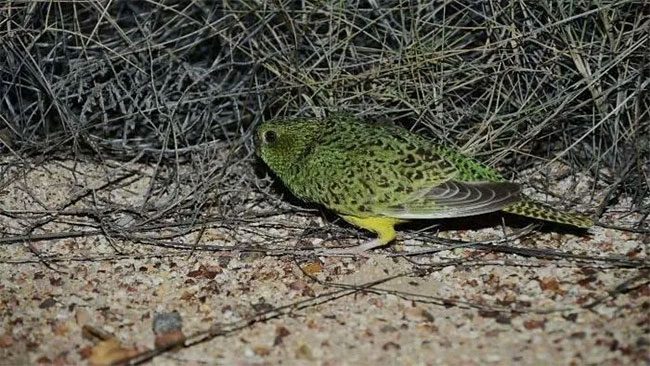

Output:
xmin=152 ymin=311 xmax=183 ymax=334
xmin=39 ymin=297 xmax=57 ymax=309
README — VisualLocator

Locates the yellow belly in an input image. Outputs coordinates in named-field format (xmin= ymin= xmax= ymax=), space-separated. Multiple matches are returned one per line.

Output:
xmin=341 ymin=215 xmax=405 ymax=244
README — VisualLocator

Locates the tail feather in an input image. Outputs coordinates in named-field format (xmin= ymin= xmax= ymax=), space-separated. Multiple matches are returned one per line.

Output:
xmin=502 ymin=199 xmax=593 ymax=228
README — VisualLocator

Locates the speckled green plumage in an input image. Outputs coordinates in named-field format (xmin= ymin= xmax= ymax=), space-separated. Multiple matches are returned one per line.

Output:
xmin=256 ymin=113 xmax=592 ymax=252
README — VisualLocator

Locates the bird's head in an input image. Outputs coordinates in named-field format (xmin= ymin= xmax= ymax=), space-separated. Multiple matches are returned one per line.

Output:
xmin=255 ymin=117 xmax=324 ymax=178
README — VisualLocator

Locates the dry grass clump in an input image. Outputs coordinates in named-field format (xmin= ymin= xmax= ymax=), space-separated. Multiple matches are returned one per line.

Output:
xmin=1 ymin=1 xmax=648 ymax=230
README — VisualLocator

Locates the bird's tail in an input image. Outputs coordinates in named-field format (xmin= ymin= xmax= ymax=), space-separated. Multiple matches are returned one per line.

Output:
xmin=502 ymin=199 xmax=593 ymax=228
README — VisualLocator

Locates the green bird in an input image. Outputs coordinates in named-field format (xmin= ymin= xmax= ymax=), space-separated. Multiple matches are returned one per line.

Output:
xmin=255 ymin=113 xmax=593 ymax=254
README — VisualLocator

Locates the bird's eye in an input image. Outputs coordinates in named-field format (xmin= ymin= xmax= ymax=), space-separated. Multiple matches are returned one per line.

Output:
xmin=263 ymin=130 xmax=278 ymax=144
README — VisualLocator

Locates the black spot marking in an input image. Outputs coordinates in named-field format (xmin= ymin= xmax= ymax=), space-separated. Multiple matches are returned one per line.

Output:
xmin=377 ymin=178 xmax=390 ymax=188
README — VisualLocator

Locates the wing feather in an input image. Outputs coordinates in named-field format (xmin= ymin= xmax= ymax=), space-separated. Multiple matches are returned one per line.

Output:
xmin=379 ymin=180 xmax=521 ymax=219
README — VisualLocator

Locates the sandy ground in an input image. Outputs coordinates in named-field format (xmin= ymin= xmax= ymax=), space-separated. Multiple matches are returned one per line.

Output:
xmin=0 ymin=158 xmax=648 ymax=365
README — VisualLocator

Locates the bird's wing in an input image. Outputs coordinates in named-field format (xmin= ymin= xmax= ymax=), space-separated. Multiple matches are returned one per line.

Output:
xmin=377 ymin=180 xmax=521 ymax=219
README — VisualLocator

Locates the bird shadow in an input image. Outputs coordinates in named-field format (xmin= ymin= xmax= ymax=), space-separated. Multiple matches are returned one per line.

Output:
xmin=398 ymin=213 xmax=590 ymax=236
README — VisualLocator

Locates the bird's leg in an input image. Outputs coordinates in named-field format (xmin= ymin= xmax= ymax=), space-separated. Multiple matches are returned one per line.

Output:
xmin=316 ymin=238 xmax=388 ymax=256
xmin=316 ymin=215 xmax=400 ymax=256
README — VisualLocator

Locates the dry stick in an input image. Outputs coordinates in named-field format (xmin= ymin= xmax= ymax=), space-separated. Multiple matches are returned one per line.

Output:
xmin=91 ymin=188 xmax=126 ymax=255
xmin=0 ymin=252 xmax=195 ymax=265
xmin=0 ymin=229 xmax=101 ymax=246
xmin=22 ymin=172 xmax=138 ymax=235
xmin=294 ymin=256 xmax=525 ymax=313
xmin=8 ymin=172 xmax=138 ymax=272
xmin=582 ymin=271 xmax=650 ymax=309
xmin=594 ymin=158 xmax=636 ymax=218
xmin=392 ymin=223 xmax=538 ymax=257
xmin=123 ymin=232 xmax=649 ymax=269
xmin=25 ymin=242 xmax=66 ymax=274
xmin=442 ymin=240 xmax=644 ymax=268
xmin=122 ymin=270 xmax=411 ymax=365
xmin=0 ymin=210 xmax=305 ymax=246
xmin=297 ymin=253 xmax=631 ymax=319
xmin=1 ymin=225 xmax=646 ymax=269
xmin=596 ymin=221 xmax=650 ymax=234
